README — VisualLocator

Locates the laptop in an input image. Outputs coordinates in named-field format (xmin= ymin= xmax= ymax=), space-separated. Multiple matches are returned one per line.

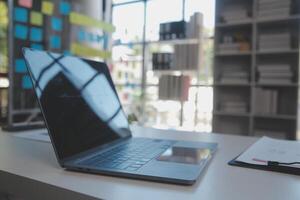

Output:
xmin=22 ymin=48 xmax=217 ymax=185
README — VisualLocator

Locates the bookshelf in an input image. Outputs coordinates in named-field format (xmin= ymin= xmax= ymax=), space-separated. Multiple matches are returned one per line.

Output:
xmin=213 ymin=0 xmax=300 ymax=140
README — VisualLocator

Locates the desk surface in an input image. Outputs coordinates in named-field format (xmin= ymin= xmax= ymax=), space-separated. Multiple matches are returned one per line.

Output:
xmin=0 ymin=126 xmax=299 ymax=200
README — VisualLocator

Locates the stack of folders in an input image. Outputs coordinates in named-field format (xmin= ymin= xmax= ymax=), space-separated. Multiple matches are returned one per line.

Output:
xmin=220 ymin=4 xmax=250 ymax=23
xmin=152 ymin=53 xmax=174 ymax=70
xmin=258 ymin=32 xmax=291 ymax=51
xmin=173 ymin=44 xmax=199 ymax=71
xmin=220 ymin=68 xmax=249 ymax=84
xmin=254 ymin=88 xmax=278 ymax=115
xmin=258 ymin=0 xmax=291 ymax=18
xmin=218 ymin=35 xmax=251 ymax=54
xmin=220 ymin=101 xmax=248 ymax=113
xmin=158 ymin=75 xmax=190 ymax=101
xmin=218 ymin=43 xmax=241 ymax=53
xmin=257 ymin=64 xmax=293 ymax=84
xmin=185 ymin=12 xmax=203 ymax=39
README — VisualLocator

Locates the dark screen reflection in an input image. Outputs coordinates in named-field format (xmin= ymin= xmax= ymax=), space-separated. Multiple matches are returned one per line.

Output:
xmin=23 ymin=49 xmax=131 ymax=159
xmin=157 ymin=147 xmax=211 ymax=164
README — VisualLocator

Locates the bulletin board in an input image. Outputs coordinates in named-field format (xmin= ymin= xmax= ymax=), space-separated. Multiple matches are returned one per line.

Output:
xmin=6 ymin=0 xmax=114 ymax=130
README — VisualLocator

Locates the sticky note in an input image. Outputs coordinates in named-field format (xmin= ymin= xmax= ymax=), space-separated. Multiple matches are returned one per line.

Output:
xmin=70 ymin=12 xmax=116 ymax=33
xmin=31 ymin=43 xmax=43 ymax=50
xmin=60 ymin=1 xmax=71 ymax=15
xmin=51 ymin=17 xmax=62 ymax=31
xmin=14 ymin=24 xmax=28 ymax=40
xmin=30 ymin=11 xmax=43 ymax=26
xmin=18 ymin=0 xmax=32 ymax=8
xmin=96 ymin=35 xmax=103 ymax=43
xmin=50 ymin=35 xmax=61 ymax=49
xmin=88 ymin=33 xmax=94 ymax=42
xmin=70 ymin=43 xmax=111 ymax=59
xmin=63 ymin=50 xmax=71 ymax=55
xmin=14 ymin=7 xmax=28 ymax=23
xmin=42 ymin=1 xmax=54 ymax=15
xmin=30 ymin=27 xmax=43 ymax=42
xmin=15 ymin=59 xmax=27 ymax=73
xmin=22 ymin=75 xmax=33 ymax=89
xmin=77 ymin=29 xmax=85 ymax=42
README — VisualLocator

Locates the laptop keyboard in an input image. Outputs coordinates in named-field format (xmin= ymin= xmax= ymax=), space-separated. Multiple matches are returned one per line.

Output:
xmin=79 ymin=138 xmax=174 ymax=171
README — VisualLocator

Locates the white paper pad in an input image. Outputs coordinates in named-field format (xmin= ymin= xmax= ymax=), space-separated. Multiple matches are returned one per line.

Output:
xmin=236 ymin=137 xmax=300 ymax=167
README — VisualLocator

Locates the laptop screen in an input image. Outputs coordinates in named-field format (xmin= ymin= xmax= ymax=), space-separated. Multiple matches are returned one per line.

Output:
xmin=23 ymin=48 xmax=131 ymax=160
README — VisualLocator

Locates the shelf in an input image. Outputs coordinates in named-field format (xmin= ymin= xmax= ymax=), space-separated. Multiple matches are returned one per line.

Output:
xmin=147 ymin=38 xmax=200 ymax=45
xmin=213 ymin=0 xmax=300 ymax=139
xmin=191 ymin=84 xmax=213 ymax=87
xmin=213 ymin=111 xmax=250 ymax=117
xmin=256 ymin=49 xmax=299 ymax=55
xmin=214 ymin=83 xmax=252 ymax=87
xmin=216 ymin=20 xmax=253 ymax=27
xmin=215 ymin=51 xmax=252 ymax=56
xmin=256 ymin=83 xmax=298 ymax=87
xmin=114 ymin=38 xmax=201 ymax=47
xmin=256 ymin=15 xmax=300 ymax=24
xmin=254 ymin=114 xmax=297 ymax=120
xmin=152 ymin=69 xmax=198 ymax=76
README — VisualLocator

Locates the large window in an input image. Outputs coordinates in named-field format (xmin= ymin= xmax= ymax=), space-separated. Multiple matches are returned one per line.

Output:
xmin=111 ymin=0 xmax=215 ymax=132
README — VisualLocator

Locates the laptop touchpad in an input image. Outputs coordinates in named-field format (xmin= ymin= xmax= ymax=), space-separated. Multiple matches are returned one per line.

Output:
xmin=157 ymin=146 xmax=212 ymax=165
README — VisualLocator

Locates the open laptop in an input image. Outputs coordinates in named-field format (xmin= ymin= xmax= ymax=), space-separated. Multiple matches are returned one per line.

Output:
xmin=22 ymin=48 xmax=217 ymax=185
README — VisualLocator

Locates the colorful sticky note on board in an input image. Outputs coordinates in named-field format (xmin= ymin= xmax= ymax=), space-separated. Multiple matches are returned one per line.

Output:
xmin=42 ymin=1 xmax=54 ymax=15
xmin=51 ymin=17 xmax=62 ymax=31
xmin=30 ymin=27 xmax=43 ymax=42
xmin=15 ymin=59 xmax=27 ymax=73
xmin=30 ymin=11 xmax=43 ymax=26
xmin=50 ymin=35 xmax=61 ymax=49
xmin=14 ymin=24 xmax=28 ymax=40
xmin=96 ymin=35 xmax=103 ymax=43
xmin=31 ymin=43 xmax=44 ymax=50
xmin=77 ymin=29 xmax=85 ymax=42
xmin=63 ymin=50 xmax=71 ymax=55
xmin=88 ymin=33 xmax=94 ymax=42
xmin=70 ymin=12 xmax=116 ymax=33
xmin=70 ymin=43 xmax=111 ymax=59
xmin=14 ymin=7 xmax=28 ymax=23
xmin=22 ymin=75 xmax=33 ymax=89
xmin=59 ymin=1 xmax=71 ymax=15
xmin=18 ymin=0 xmax=32 ymax=8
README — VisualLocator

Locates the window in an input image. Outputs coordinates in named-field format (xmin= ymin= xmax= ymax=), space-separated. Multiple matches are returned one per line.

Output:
xmin=112 ymin=0 xmax=215 ymax=132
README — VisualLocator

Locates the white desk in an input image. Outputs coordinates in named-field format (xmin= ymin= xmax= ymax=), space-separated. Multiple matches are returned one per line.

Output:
xmin=0 ymin=126 xmax=299 ymax=200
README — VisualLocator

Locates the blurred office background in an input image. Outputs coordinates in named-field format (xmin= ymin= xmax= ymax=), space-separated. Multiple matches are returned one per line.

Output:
xmin=0 ymin=0 xmax=300 ymax=140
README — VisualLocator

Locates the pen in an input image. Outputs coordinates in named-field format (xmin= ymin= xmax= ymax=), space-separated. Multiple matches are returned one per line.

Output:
xmin=252 ymin=158 xmax=300 ymax=166
xmin=267 ymin=161 xmax=300 ymax=166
